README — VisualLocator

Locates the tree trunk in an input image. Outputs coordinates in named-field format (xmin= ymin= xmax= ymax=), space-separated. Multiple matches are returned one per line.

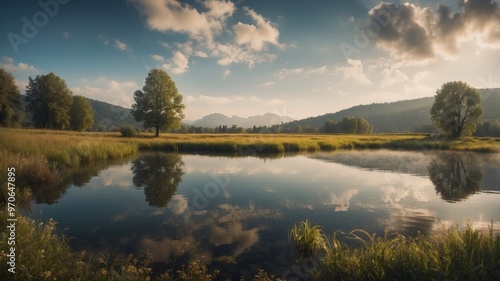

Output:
xmin=155 ymin=126 xmax=160 ymax=137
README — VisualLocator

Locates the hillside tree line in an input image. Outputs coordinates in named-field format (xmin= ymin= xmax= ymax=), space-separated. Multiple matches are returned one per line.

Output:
xmin=0 ymin=69 xmax=93 ymax=131
xmin=324 ymin=117 xmax=373 ymax=134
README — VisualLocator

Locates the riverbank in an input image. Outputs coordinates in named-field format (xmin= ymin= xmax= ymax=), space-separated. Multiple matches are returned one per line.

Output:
xmin=1 ymin=128 xmax=499 ymax=188
xmin=2 ymin=128 xmax=500 ymax=158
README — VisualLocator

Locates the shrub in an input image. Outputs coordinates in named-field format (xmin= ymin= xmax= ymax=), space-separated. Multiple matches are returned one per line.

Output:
xmin=120 ymin=125 xmax=137 ymax=137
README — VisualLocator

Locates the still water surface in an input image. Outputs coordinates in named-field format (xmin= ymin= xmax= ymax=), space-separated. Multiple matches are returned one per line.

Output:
xmin=27 ymin=150 xmax=500 ymax=278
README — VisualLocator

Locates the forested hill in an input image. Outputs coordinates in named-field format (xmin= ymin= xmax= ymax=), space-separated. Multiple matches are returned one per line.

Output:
xmin=284 ymin=89 xmax=500 ymax=133
xmin=87 ymin=98 xmax=143 ymax=131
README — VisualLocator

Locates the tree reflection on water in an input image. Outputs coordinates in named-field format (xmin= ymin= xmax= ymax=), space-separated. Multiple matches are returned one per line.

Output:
xmin=30 ymin=156 xmax=134 ymax=205
xmin=428 ymin=153 xmax=482 ymax=202
xmin=131 ymin=152 xmax=184 ymax=207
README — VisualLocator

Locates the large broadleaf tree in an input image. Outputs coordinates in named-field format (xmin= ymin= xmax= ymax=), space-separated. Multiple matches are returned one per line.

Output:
xmin=430 ymin=81 xmax=482 ymax=138
xmin=131 ymin=69 xmax=185 ymax=137
xmin=26 ymin=72 xmax=73 ymax=129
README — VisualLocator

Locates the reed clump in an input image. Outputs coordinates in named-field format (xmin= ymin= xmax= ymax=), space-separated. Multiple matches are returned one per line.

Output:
xmin=288 ymin=220 xmax=500 ymax=281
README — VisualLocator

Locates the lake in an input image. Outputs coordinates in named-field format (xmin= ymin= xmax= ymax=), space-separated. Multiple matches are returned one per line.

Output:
xmin=26 ymin=150 xmax=500 ymax=279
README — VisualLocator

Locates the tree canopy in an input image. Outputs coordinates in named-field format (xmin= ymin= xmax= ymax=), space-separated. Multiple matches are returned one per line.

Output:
xmin=131 ymin=69 xmax=185 ymax=137
xmin=26 ymin=72 xmax=73 ymax=129
xmin=324 ymin=117 xmax=373 ymax=134
xmin=70 ymin=95 xmax=94 ymax=131
xmin=0 ymin=69 xmax=24 ymax=127
xmin=430 ymin=81 xmax=482 ymax=138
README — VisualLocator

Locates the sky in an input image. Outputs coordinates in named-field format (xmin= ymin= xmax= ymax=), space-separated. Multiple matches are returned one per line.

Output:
xmin=1 ymin=0 xmax=500 ymax=121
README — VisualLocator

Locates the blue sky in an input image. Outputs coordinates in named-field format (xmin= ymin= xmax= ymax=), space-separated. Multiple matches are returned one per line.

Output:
xmin=1 ymin=0 xmax=500 ymax=121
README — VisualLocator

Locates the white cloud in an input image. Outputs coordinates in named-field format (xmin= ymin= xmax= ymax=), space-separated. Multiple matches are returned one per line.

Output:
xmin=333 ymin=59 xmax=372 ymax=85
xmin=167 ymin=195 xmax=189 ymax=215
xmin=114 ymin=39 xmax=129 ymax=51
xmin=222 ymin=69 xmax=230 ymax=80
xmin=62 ymin=31 xmax=69 ymax=40
xmin=259 ymin=81 xmax=275 ymax=87
xmin=327 ymin=190 xmax=359 ymax=212
xmin=151 ymin=54 xmax=165 ymax=62
xmin=276 ymin=66 xmax=327 ymax=80
xmin=380 ymin=67 xmax=409 ymax=87
xmin=403 ymin=71 xmax=433 ymax=95
xmin=199 ymin=95 xmax=230 ymax=104
xmin=276 ymin=67 xmax=303 ymax=79
xmin=162 ymin=51 xmax=189 ymax=74
xmin=0 ymin=56 xmax=38 ymax=73
xmin=194 ymin=50 xmax=208 ymax=58
xmin=214 ymin=43 xmax=276 ymax=67
xmin=130 ymin=0 xmax=235 ymax=42
xmin=132 ymin=0 xmax=282 ymax=70
xmin=186 ymin=95 xmax=230 ymax=105
xmin=233 ymin=7 xmax=281 ymax=51
xmin=205 ymin=0 xmax=235 ymax=18
xmin=71 ymin=77 xmax=138 ymax=108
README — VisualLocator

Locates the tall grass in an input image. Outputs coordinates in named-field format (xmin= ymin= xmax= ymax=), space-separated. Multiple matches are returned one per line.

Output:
xmin=0 ymin=129 xmax=138 ymax=167
xmin=288 ymin=220 xmax=500 ymax=281
xmin=289 ymin=220 xmax=328 ymax=261
xmin=0 ymin=129 xmax=138 ymax=189
xmin=134 ymin=133 xmax=500 ymax=154
xmin=0 ymin=213 xmax=91 ymax=281
xmin=2 ymin=129 xmax=499 ymax=162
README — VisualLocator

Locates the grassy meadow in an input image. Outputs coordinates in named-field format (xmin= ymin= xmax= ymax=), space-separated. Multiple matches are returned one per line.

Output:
xmin=1 ymin=127 xmax=500 ymax=280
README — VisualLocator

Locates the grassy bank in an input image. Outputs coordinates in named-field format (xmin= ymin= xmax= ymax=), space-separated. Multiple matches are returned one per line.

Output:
xmin=0 ymin=129 xmax=138 ymax=192
xmin=2 ymin=128 xmax=499 ymax=159
xmin=1 ymin=128 xmax=498 ymax=189
xmin=1 ymin=128 xmax=499 ymax=201
xmin=134 ymin=132 xmax=500 ymax=154
xmin=290 ymin=220 xmax=500 ymax=281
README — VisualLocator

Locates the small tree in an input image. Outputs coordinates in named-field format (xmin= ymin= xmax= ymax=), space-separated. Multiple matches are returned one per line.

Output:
xmin=430 ymin=81 xmax=482 ymax=138
xmin=70 ymin=96 xmax=94 ymax=131
xmin=26 ymin=72 xmax=73 ymax=129
xmin=0 ymin=69 xmax=24 ymax=127
xmin=131 ymin=69 xmax=185 ymax=137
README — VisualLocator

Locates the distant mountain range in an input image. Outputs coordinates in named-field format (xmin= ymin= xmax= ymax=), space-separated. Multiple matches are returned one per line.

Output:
xmin=86 ymin=99 xmax=294 ymax=131
xmin=283 ymin=89 xmax=500 ymax=133
xmin=187 ymin=113 xmax=294 ymax=128
xmin=85 ymin=88 xmax=500 ymax=133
